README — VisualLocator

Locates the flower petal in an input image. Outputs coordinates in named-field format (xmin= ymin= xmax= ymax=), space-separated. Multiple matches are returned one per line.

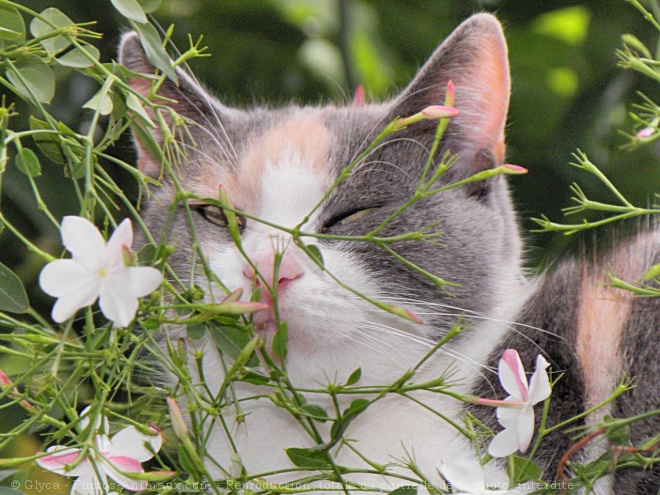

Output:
xmin=79 ymin=406 xmax=110 ymax=436
xmin=123 ymin=267 xmax=162 ymax=297
xmin=61 ymin=216 xmax=106 ymax=270
xmin=105 ymin=219 xmax=133 ymax=271
xmin=496 ymin=401 xmax=522 ymax=429
xmin=498 ymin=349 xmax=528 ymax=401
xmin=39 ymin=259 xmax=98 ymax=298
xmin=528 ymin=355 xmax=552 ymax=405
xmin=71 ymin=468 xmax=107 ymax=495
xmin=440 ymin=460 xmax=486 ymax=493
xmin=102 ymin=456 xmax=147 ymax=492
xmin=516 ymin=405 xmax=536 ymax=453
xmin=98 ymin=280 xmax=139 ymax=328
xmin=36 ymin=447 xmax=90 ymax=477
xmin=488 ymin=426 xmax=519 ymax=458
xmin=50 ymin=281 xmax=101 ymax=323
xmin=108 ymin=425 xmax=162 ymax=462
xmin=98 ymin=266 xmax=161 ymax=327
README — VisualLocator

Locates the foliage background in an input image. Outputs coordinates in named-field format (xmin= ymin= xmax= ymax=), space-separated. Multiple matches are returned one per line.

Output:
xmin=2 ymin=0 xmax=660 ymax=492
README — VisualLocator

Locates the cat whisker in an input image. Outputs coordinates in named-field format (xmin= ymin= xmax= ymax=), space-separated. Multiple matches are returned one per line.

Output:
xmin=372 ymin=294 xmax=565 ymax=342
xmin=154 ymin=63 xmax=240 ymax=169
xmin=351 ymin=325 xmax=418 ymax=369
xmin=357 ymin=319 xmax=497 ymax=381
xmin=351 ymin=136 xmax=431 ymax=177
xmin=350 ymin=161 xmax=412 ymax=182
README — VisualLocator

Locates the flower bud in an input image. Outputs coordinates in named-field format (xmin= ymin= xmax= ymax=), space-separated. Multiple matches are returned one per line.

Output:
xmin=353 ymin=85 xmax=365 ymax=107
xmin=445 ymin=80 xmax=456 ymax=107
xmin=501 ymin=164 xmax=528 ymax=175
xmin=121 ymin=245 xmax=135 ymax=267
xmin=385 ymin=305 xmax=424 ymax=324
xmin=392 ymin=105 xmax=460 ymax=131
xmin=637 ymin=117 xmax=659 ymax=138
xmin=220 ymin=288 xmax=243 ymax=305
xmin=166 ymin=397 xmax=189 ymax=440
xmin=421 ymin=105 xmax=460 ymax=119
xmin=0 ymin=369 xmax=11 ymax=388
xmin=637 ymin=127 xmax=654 ymax=138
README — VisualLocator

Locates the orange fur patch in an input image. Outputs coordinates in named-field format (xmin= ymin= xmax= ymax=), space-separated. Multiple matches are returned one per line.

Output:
xmin=231 ymin=113 xmax=330 ymax=209
xmin=186 ymin=111 xmax=333 ymax=213
xmin=576 ymin=234 xmax=657 ymax=418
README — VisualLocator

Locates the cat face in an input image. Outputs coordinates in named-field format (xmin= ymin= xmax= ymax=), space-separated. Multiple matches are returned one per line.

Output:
xmin=121 ymin=14 xmax=523 ymax=382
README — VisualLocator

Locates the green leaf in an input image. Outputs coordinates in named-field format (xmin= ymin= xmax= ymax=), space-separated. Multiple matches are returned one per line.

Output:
xmin=0 ymin=262 xmax=29 ymax=313
xmin=606 ymin=424 xmax=631 ymax=444
xmin=6 ymin=56 xmax=56 ymax=104
xmin=272 ymin=321 xmax=288 ymax=361
xmin=306 ymin=244 xmax=324 ymax=266
xmin=207 ymin=321 xmax=259 ymax=367
xmin=238 ymin=369 xmax=271 ymax=386
xmin=344 ymin=398 xmax=370 ymax=416
xmin=83 ymin=89 xmax=114 ymax=116
xmin=346 ymin=367 xmax=362 ymax=386
xmin=300 ymin=403 xmax=329 ymax=421
xmin=509 ymin=456 xmax=542 ymax=484
xmin=137 ymin=243 xmax=157 ymax=264
xmin=133 ymin=22 xmax=178 ymax=83
xmin=108 ymin=62 xmax=160 ymax=81
xmin=15 ymin=148 xmax=41 ymax=177
xmin=330 ymin=399 xmax=370 ymax=441
xmin=57 ymin=45 xmax=100 ymax=68
xmin=30 ymin=8 xmax=74 ymax=55
xmin=63 ymin=149 xmax=91 ymax=180
xmin=0 ymin=5 xmax=25 ymax=41
xmin=388 ymin=487 xmax=417 ymax=495
xmin=285 ymin=447 xmax=330 ymax=469
xmin=137 ymin=0 xmax=162 ymax=13
xmin=186 ymin=322 xmax=206 ymax=340
xmin=111 ymin=0 xmax=148 ymax=23
xmin=30 ymin=117 xmax=65 ymax=164
xmin=126 ymin=92 xmax=156 ymax=127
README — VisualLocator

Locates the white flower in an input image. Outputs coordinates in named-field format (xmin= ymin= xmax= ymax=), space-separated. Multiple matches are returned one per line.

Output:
xmin=487 ymin=350 xmax=551 ymax=458
xmin=440 ymin=460 xmax=514 ymax=494
xmin=36 ymin=406 xmax=164 ymax=495
xmin=39 ymin=216 xmax=162 ymax=327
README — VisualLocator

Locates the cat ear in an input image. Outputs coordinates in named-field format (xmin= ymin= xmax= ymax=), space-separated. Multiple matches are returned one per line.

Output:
xmin=119 ymin=32 xmax=238 ymax=177
xmin=390 ymin=13 xmax=510 ymax=192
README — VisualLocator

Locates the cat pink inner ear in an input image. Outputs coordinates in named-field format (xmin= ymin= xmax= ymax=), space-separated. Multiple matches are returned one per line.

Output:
xmin=392 ymin=14 xmax=511 ymax=167
xmin=455 ymin=26 xmax=510 ymax=163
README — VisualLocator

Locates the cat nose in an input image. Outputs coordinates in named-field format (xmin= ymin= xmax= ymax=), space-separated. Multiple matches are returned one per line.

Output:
xmin=242 ymin=253 xmax=303 ymax=291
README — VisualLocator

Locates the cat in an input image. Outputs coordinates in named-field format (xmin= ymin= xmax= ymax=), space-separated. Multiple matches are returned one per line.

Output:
xmin=120 ymin=13 xmax=659 ymax=494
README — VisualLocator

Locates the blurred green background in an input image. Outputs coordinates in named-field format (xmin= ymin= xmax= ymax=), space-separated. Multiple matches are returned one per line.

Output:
xmin=2 ymin=0 xmax=660 ymax=491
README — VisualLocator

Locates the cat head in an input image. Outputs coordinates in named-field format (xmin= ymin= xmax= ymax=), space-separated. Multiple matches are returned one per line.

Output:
xmin=120 ymin=13 xmax=523 ymax=381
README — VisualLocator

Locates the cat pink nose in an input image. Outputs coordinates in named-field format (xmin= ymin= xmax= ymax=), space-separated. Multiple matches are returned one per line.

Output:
xmin=242 ymin=254 xmax=303 ymax=291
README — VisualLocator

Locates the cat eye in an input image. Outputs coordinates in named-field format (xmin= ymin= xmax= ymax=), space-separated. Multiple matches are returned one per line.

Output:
xmin=324 ymin=208 xmax=375 ymax=230
xmin=198 ymin=204 xmax=246 ymax=232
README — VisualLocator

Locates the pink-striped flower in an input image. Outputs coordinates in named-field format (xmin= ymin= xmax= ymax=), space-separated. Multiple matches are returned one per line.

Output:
xmin=0 ymin=369 xmax=33 ymax=410
xmin=475 ymin=349 xmax=551 ymax=457
xmin=36 ymin=406 xmax=163 ymax=495
xmin=637 ymin=117 xmax=659 ymax=139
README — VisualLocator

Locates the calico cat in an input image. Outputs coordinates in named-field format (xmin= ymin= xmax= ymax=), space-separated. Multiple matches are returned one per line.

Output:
xmin=120 ymin=13 xmax=659 ymax=494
